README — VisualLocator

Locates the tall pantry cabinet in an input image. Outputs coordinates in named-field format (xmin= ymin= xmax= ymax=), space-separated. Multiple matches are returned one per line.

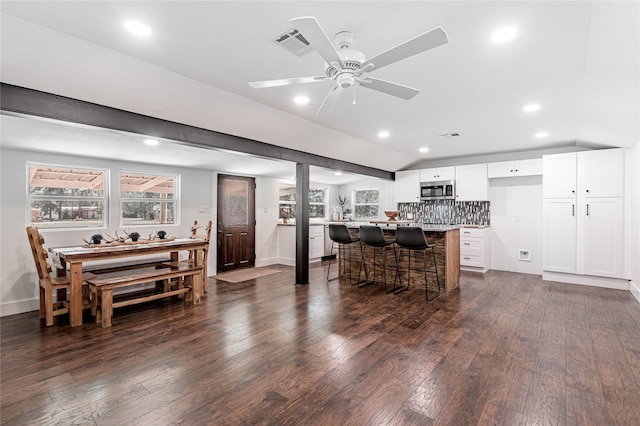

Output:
xmin=542 ymin=148 xmax=625 ymax=278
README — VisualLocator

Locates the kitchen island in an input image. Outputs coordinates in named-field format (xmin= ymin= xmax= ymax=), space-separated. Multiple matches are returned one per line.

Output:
xmin=339 ymin=223 xmax=461 ymax=293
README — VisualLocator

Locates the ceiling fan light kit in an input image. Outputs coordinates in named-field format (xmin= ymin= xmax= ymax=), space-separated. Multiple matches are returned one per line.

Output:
xmin=249 ymin=16 xmax=448 ymax=115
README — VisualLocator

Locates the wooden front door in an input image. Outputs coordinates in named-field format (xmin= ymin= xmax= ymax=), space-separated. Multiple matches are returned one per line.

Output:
xmin=217 ymin=174 xmax=255 ymax=272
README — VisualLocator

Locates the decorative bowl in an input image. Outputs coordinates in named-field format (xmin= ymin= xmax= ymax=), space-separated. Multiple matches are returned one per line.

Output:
xmin=384 ymin=210 xmax=400 ymax=221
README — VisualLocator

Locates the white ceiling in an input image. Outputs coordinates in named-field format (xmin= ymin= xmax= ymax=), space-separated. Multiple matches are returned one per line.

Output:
xmin=1 ymin=1 xmax=638 ymax=179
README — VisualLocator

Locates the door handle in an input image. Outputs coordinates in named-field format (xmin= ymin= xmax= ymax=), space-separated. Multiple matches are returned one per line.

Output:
xmin=586 ymin=204 xmax=589 ymax=216
xmin=572 ymin=204 xmax=575 ymax=216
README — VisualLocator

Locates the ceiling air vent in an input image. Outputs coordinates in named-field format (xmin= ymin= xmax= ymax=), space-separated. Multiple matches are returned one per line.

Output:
xmin=440 ymin=132 xmax=461 ymax=139
xmin=272 ymin=28 xmax=313 ymax=57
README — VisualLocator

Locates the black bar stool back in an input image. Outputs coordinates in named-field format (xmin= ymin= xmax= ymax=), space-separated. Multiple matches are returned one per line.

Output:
xmin=327 ymin=224 xmax=361 ymax=285
xmin=394 ymin=226 xmax=441 ymax=300
xmin=357 ymin=225 xmax=398 ymax=292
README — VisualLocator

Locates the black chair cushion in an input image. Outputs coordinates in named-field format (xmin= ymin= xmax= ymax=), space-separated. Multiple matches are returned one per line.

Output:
xmin=329 ymin=224 xmax=359 ymax=244
xmin=395 ymin=226 xmax=430 ymax=250
xmin=359 ymin=226 xmax=392 ymax=247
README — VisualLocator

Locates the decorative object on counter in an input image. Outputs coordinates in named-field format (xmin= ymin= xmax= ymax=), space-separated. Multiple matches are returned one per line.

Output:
xmin=156 ymin=230 xmax=167 ymax=239
xmin=336 ymin=194 xmax=349 ymax=220
xmin=89 ymin=233 xmax=103 ymax=245
xmin=128 ymin=232 xmax=140 ymax=242
xmin=384 ymin=210 xmax=400 ymax=221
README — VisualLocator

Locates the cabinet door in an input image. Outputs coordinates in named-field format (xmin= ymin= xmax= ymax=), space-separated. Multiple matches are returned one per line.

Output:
xmin=543 ymin=152 xmax=577 ymax=198
xmin=396 ymin=170 xmax=420 ymax=203
xmin=514 ymin=158 xmax=542 ymax=176
xmin=309 ymin=228 xmax=325 ymax=259
xmin=580 ymin=197 xmax=623 ymax=278
xmin=487 ymin=161 xmax=515 ymax=178
xmin=419 ymin=168 xmax=439 ymax=182
xmin=542 ymin=198 xmax=577 ymax=273
xmin=455 ymin=163 xmax=488 ymax=201
xmin=578 ymin=149 xmax=624 ymax=198
xmin=437 ymin=167 xmax=456 ymax=181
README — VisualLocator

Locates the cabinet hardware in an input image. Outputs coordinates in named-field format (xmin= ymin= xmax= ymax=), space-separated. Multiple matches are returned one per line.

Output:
xmin=572 ymin=204 xmax=575 ymax=216
xmin=586 ymin=189 xmax=590 ymax=193
xmin=586 ymin=204 xmax=589 ymax=216
xmin=572 ymin=190 xmax=575 ymax=193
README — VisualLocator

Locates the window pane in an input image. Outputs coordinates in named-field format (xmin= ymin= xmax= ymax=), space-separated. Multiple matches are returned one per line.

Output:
xmin=309 ymin=189 xmax=325 ymax=203
xmin=355 ymin=205 xmax=379 ymax=219
xmin=122 ymin=201 xmax=175 ymax=225
xmin=224 ymin=180 xmax=248 ymax=226
xmin=29 ymin=165 xmax=105 ymax=197
xmin=120 ymin=172 xmax=175 ymax=199
xmin=355 ymin=190 xmax=379 ymax=204
xmin=31 ymin=200 xmax=105 ymax=228
xmin=309 ymin=205 xmax=325 ymax=218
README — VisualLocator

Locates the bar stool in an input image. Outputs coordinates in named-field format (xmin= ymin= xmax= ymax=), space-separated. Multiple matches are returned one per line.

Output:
xmin=394 ymin=226 xmax=441 ymax=300
xmin=327 ymin=224 xmax=361 ymax=285
xmin=357 ymin=225 xmax=398 ymax=293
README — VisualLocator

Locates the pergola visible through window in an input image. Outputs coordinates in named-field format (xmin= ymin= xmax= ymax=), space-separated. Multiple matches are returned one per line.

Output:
xmin=120 ymin=171 xmax=178 ymax=226
xmin=28 ymin=164 xmax=108 ymax=229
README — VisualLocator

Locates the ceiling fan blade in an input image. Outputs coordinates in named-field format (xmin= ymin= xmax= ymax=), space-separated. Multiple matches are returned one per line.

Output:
xmin=359 ymin=77 xmax=420 ymax=100
xmin=290 ymin=16 xmax=345 ymax=68
xmin=361 ymin=27 xmax=448 ymax=72
xmin=249 ymin=76 xmax=328 ymax=88
xmin=317 ymin=86 xmax=344 ymax=115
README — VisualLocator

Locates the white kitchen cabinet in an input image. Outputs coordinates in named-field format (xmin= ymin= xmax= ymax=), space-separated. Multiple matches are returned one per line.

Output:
xmin=487 ymin=158 xmax=542 ymax=178
xmin=309 ymin=225 xmax=325 ymax=260
xmin=455 ymin=163 xmax=488 ymax=201
xmin=395 ymin=170 xmax=420 ymax=203
xmin=542 ymin=148 xmax=625 ymax=278
xmin=460 ymin=227 xmax=491 ymax=272
xmin=420 ymin=166 xmax=455 ymax=182
xmin=542 ymin=198 xmax=577 ymax=274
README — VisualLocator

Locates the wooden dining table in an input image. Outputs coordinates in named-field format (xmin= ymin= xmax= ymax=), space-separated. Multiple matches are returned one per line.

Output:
xmin=49 ymin=238 xmax=208 ymax=327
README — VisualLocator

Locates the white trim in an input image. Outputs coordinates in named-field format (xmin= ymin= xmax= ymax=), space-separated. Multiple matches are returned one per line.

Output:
xmin=1 ymin=298 xmax=39 ymax=317
xmin=630 ymin=280 xmax=640 ymax=304
xmin=543 ymin=271 xmax=630 ymax=290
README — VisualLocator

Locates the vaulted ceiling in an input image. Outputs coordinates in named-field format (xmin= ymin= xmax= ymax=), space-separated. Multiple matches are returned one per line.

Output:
xmin=1 ymin=1 xmax=638 ymax=177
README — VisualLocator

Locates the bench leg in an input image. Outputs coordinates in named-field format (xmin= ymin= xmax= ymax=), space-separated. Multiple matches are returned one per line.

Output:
xmin=100 ymin=289 xmax=113 ymax=327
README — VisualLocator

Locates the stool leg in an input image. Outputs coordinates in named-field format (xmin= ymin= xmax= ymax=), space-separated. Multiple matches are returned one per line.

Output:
xmin=327 ymin=242 xmax=341 ymax=282
xmin=426 ymin=246 xmax=441 ymax=301
xmin=393 ymin=247 xmax=409 ymax=294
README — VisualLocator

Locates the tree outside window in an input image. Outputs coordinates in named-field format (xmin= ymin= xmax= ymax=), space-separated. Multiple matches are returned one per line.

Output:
xmin=120 ymin=171 xmax=179 ymax=226
xmin=279 ymin=185 xmax=326 ymax=219
xmin=354 ymin=189 xmax=380 ymax=219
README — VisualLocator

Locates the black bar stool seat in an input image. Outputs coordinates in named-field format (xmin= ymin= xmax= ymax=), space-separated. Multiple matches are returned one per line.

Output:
xmin=327 ymin=224 xmax=361 ymax=285
xmin=357 ymin=225 xmax=398 ymax=293
xmin=394 ymin=226 xmax=441 ymax=300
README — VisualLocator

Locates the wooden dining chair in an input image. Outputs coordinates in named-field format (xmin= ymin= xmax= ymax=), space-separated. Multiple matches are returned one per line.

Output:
xmin=163 ymin=220 xmax=212 ymax=293
xmin=25 ymin=226 xmax=95 ymax=326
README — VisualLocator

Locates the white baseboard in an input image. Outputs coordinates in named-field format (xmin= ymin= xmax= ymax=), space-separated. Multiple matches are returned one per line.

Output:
xmin=542 ymin=271 xmax=630 ymax=290
xmin=255 ymin=257 xmax=280 ymax=268
xmin=630 ymin=280 xmax=640 ymax=304
xmin=1 ymin=298 xmax=39 ymax=317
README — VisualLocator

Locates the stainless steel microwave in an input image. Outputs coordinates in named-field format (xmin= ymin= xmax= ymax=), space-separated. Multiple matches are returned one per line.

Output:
xmin=420 ymin=180 xmax=455 ymax=201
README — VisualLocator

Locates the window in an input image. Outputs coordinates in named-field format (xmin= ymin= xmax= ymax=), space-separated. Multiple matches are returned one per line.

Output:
xmin=278 ymin=185 xmax=326 ymax=219
xmin=354 ymin=188 xmax=380 ymax=219
xmin=28 ymin=163 xmax=108 ymax=229
xmin=120 ymin=171 xmax=178 ymax=226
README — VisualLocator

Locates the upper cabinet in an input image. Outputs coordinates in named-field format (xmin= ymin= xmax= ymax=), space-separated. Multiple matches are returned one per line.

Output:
xmin=420 ymin=166 xmax=455 ymax=182
xmin=542 ymin=152 xmax=577 ymax=198
xmin=455 ymin=163 xmax=488 ymax=201
xmin=395 ymin=170 xmax=420 ymax=203
xmin=487 ymin=158 xmax=542 ymax=178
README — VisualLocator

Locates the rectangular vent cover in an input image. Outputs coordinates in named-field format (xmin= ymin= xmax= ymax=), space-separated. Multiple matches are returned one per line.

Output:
xmin=272 ymin=28 xmax=313 ymax=57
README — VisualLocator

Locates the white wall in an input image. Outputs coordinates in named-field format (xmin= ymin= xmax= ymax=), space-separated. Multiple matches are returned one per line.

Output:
xmin=630 ymin=142 xmax=640 ymax=302
xmin=0 ymin=148 xmax=281 ymax=316
xmin=488 ymin=175 xmax=543 ymax=274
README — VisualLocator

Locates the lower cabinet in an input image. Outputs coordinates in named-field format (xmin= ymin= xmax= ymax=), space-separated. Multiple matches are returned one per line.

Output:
xmin=277 ymin=225 xmax=325 ymax=265
xmin=460 ymin=227 xmax=491 ymax=272
xmin=309 ymin=225 xmax=324 ymax=260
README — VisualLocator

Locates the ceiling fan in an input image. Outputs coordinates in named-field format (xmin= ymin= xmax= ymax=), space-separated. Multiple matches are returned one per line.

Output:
xmin=249 ymin=16 xmax=449 ymax=115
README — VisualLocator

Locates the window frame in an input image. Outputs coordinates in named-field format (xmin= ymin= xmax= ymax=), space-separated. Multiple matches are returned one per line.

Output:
xmin=26 ymin=162 xmax=109 ymax=230
xmin=353 ymin=188 xmax=381 ymax=220
xmin=278 ymin=184 xmax=327 ymax=220
xmin=119 ymin=169 xmax=180 ymax=227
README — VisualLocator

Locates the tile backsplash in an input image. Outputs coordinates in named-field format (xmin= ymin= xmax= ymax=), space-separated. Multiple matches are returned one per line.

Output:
xmin=398 ymin=200 xmax=490 ymax=225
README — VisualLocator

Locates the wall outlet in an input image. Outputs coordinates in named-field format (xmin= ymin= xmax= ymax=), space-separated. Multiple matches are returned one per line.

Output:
xmin=518 ymin=250 xmax=531 ymax=261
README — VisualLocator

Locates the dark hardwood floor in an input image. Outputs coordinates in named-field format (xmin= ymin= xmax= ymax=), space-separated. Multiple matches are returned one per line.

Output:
xmin=2 ymin=264 xmax=640 ymax=425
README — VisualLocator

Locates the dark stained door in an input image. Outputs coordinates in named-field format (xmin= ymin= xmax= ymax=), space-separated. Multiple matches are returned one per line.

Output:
xmin=217 ymin=174 xmax=255 ymax=272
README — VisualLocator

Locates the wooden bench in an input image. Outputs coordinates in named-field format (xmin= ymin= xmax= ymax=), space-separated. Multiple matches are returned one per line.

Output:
xmin=87 ymin=264 xmax=203 ymax=327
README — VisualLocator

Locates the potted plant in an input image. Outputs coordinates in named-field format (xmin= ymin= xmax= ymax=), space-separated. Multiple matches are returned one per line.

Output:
xmin=90 ymin=233 xmax=103 ymax=245
xmin=336 ymin=195 xmax=349 ymax=220
xmin=129 ymin=232 xmax=140 ymax=242
xmin=157 ymin=230 xmax=167 ymax=239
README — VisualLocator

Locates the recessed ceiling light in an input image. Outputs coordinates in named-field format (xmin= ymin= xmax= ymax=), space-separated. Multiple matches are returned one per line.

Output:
xmin=334 ymin=171 xmax=343 ymax=176
xmin=491 ymin=26 xmax=518 ymax=43
xmin=143 ymin=139 xmax=159 ymax=146
xmin=377 ymin=130 xmax=390 ymax=139
xmin=523 ymin=103 xmax=541 ymax=113
xmin=535 ymin=131 xmax=549 ymax=138
xmin=419 ymin=147 xmax=429 ymax=153
xmin=124 ymin=21 xmax=152 ymax=37
xmin=293 ymin=95 xmax=309 ymax=105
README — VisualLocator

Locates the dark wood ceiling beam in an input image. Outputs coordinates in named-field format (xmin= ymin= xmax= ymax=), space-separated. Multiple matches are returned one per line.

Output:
xmin=1 ymin=83 xmax=395 ymax=181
